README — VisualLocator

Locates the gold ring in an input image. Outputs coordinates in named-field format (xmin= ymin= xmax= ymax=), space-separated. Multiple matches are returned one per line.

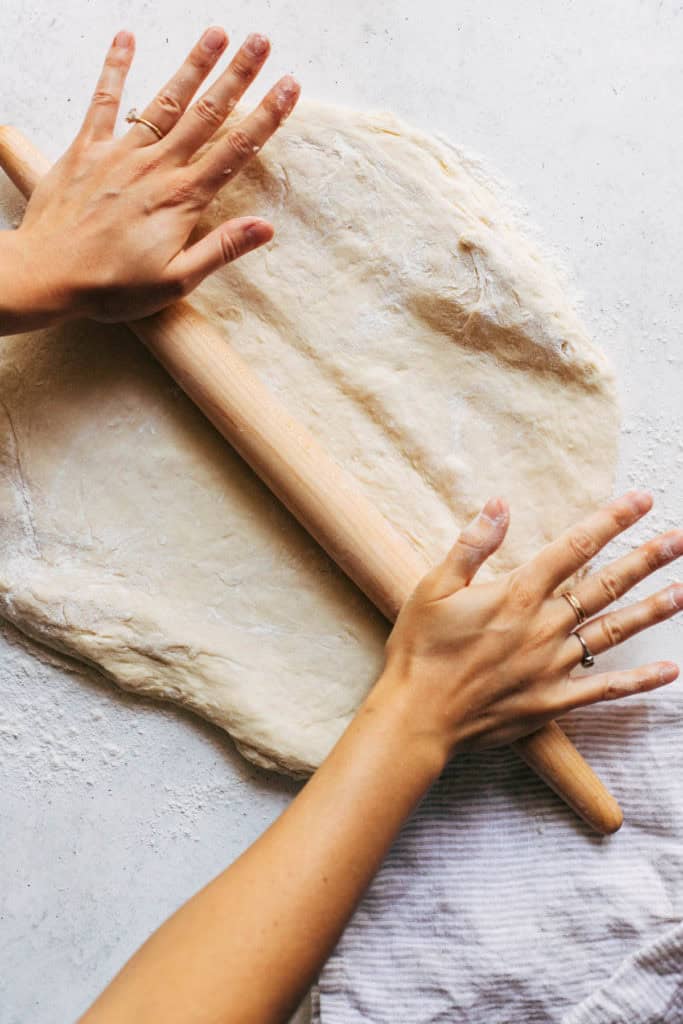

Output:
xmin=572 ymin=630 xmax=595 ymax=668
xmin=562 ymin=590 xmax=587 ymax=625
xmin=125 ymin=108 xmax=164 ymax=141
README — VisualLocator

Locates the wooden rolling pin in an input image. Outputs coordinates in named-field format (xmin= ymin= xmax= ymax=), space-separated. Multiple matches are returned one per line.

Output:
xmin=0 ymin=124 xmax=623 ymax=834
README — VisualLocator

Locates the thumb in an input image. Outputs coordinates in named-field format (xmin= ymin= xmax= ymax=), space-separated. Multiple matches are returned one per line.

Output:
xmin=432 ymin=497 xmax=510 ymax=596
xmin=168 ymin=216 xmax=274 ymax=294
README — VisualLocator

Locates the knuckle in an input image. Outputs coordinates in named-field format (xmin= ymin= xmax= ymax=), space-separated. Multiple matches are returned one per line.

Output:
xmin=226 ymin=128 xmax=255 ymax=160
xmin=155 ymin=90 xmax=183 ymax=117
xmin=165 ymin=176 xmax=202 ymax=207
xmin=655 ymin=591 xmax=675 ymax=618
xmin=568 ymin=529 xmax=599 ymax=562
xmin=611 ymin=503 xmax=636 ymax=530
xmin=655 ymin=540 xmax=675 ymax=573
xmin=602 ymin=676 xmax=624 ymax=701
xmin=598 ymin=570 xmax=620 ymax=604
xmin=527 ymin=623 xmax=554 ymax=652
xmin=457 ymin=530 xmax=486 ymax=554
xmin=507 ymin=572 xmax=539 ymax=610
xmin=91 ymin=89 xmax=118 ymax=108
xmin=230 ymin=56 xmax=257 ymax=82
xmin=262 ymin=91 xmax=285 ymax=122
xmin=645 ymin=539 xmax=670 ymax=573
xmin=600 ymin=614 xmax=624 ymax=648
xmin=188 ymin=49 xmax=215 ymax=72
xmin=105 ymin=53 xmax=129 ymax=70
xmin=131 ymin=154 xmax=164 ymax=179
xmin=193 ymin=94 xmax=224 ymax=127
xmin=220 ymin=231 xmax=243 ymax=264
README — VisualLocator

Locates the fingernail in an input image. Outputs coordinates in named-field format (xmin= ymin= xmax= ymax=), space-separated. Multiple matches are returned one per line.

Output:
xmin=671 ymin=584 xmax=683 ymax=610
xmin=659 ymin=531 xmax=683 ymax=561
xmin=275 ymin=75 xmax=300 ymax=118
xmin=480 ymin=496 xmax=507 ymax=526
xmin=202 ymin=26 xmax=227 ymax=51
xmin=245 ymin=33 xmax=269 ymax=56
xmin=659 ymin=663 xmax=679 ymax=683
xmin=114 ymin=29 xmax=133 ymax=48
xmin=625 ymin=489 xmax=653 ymax=513
xmin=245 ymin=220 xmax=273 ymax=244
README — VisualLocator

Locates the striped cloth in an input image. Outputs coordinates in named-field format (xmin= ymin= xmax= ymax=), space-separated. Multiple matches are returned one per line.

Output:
xmin=312 ymin=698 xmax=683 ymax=1023
xmin=563 ymin=920 xmax=683 ymax=1023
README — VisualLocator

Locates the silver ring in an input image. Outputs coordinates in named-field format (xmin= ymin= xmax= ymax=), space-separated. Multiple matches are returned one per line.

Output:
xmin=572 ymin=630 xmax=595 ymax=668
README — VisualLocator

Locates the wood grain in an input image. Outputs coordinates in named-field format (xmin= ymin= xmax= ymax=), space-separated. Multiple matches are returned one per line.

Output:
xmin=0 ymin=124 xmax=624 ymax=834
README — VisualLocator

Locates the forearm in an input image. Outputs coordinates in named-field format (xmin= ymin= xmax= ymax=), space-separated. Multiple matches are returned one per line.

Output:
xmin=0 ymin=228 xmax=74 ymax=335
xmin=81 ymin=673 xmax=445 ymax=1024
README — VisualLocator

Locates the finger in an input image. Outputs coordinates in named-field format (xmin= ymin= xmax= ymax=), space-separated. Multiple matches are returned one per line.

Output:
xmin=561 ymin=528 xmax=683 ymax=624
xmin=166 ymin=217 xmax=274 ymax=294
xmin=557 ymin=582 xmax=683 ymax=671
xmin=187 ymin=75 xmax=300 ymax=194
xmin=420 ymin=497 xmax=509 ymax=599
xmin=121 ymin=26 xmax=229 ymax=150
xmin=527 ymin=490 xmax=653 ymax=597
xmin=160 ymin=33 xmax=273 ymax=163
xmin=80 ymin=30 xmax=136 ymax=141
xmin=552 ymin=661 xmax=678 ymax=715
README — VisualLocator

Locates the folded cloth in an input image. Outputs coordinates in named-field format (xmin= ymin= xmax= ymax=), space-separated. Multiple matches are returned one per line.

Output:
xmin=312 ymin=698 xmax=683 ymax=1023
xmin=562 ymin=920 xmax=683 ymax=1024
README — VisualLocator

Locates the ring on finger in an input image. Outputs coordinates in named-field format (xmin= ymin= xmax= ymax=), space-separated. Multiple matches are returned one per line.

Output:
xmin=562 ymin=589 xmax=587 ymax=625
xmin=125 ymin=108 xmax=165 ymax=140
xmin=572 ymin=630 xmax=595 ymax=668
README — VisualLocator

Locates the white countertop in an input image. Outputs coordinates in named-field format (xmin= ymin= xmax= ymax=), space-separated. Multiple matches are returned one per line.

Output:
xmin=1 ymin=2 xmax=681 ymax=1021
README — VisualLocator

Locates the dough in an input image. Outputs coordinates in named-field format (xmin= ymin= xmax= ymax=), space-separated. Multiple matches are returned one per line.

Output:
xmin=0 ymin=102 xmax=619 ymax=774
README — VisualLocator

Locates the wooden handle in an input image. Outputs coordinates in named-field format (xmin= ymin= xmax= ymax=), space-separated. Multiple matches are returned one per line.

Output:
xmin=0 ymin=124 xmax=623 ymax=835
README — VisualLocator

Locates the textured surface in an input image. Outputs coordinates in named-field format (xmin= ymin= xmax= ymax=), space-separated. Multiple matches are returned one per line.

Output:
xmin=0 ymin=101 xmax=618 ymax=775
xmin=1 ymin=2 xmax=681 ymax=1023
xmin=565 ymin=920 xmax=683 ymax=1023
xmin=313 ymin=695 xmax=683 ymax=1022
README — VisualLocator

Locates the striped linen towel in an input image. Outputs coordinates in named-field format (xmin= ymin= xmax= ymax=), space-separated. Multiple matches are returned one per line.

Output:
xmin=312 ymin=697 xmax=683 ymax=1023
xmin=563 ymin=920 xmax=683 ymax=1023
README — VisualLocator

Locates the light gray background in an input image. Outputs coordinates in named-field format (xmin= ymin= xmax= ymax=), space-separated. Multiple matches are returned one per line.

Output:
xmin=1 ymin=2 xmax=681 ymax=1022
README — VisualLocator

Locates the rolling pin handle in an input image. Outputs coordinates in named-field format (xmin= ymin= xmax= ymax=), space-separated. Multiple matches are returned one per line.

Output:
xmin=0 ymin=124 xmax=624 ymax=835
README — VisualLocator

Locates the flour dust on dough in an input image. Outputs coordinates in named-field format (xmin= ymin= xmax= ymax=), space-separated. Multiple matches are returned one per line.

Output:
xmin=0 ymin=101 xmax=619 ymax=774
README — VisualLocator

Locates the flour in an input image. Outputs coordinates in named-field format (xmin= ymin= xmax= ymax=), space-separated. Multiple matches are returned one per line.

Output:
xmin=0 ymin=101 xmax=619 ymax=774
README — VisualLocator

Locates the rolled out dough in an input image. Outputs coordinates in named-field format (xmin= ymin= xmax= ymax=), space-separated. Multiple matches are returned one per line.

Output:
xmin=0 ymin=102 xmax=619 ymax=774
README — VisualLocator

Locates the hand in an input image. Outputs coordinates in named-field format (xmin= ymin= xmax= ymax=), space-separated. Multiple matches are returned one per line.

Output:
xmin=12 ymin=26 xmax=299 ymax=326
xmin=379 ymin=490 xmax=682 ymax=762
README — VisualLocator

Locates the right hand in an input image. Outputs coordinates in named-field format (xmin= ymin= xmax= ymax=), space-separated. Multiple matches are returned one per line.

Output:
xmin=377 ymin=490 xmax=682 ymax=763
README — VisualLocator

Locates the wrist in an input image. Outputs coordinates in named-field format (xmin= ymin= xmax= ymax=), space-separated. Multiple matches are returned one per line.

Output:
xmin=360 ymin=668 xmax=453 ymax=783
xmin=0 ymin=227 xmax=79 ymax=334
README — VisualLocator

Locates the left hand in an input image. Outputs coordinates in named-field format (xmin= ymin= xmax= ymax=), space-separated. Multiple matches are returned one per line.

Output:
xmin=12 ymin=26 xmax=299 ymax=326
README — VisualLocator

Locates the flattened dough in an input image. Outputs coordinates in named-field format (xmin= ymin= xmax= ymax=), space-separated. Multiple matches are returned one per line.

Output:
xmin=0 ymin=102 xmax=619 ymax=774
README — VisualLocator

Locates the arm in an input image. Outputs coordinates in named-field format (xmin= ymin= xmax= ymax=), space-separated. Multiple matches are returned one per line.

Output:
xmin=83 ymin=684 xmax=439 ymax=1024
xmin=0 ymin=229 xmax=74 ymax=333
xmin=81 ymin=492 xmax=682 ymax=1024
xmin=0 ymin=27 xmax=299 ymax=337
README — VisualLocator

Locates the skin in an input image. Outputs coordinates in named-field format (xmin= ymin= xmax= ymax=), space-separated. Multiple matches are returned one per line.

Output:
xmin=0 ymin=26 xmax=299 ymax=334
xmin=0 ymin=27 xmax=681 ymax=1024
xmin=78 ymin=492 xmax=682 ymax=1024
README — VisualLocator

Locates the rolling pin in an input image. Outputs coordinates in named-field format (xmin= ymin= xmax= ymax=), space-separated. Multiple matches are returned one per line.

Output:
xmin=0 ymin=124 xmax=623 ymax=834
